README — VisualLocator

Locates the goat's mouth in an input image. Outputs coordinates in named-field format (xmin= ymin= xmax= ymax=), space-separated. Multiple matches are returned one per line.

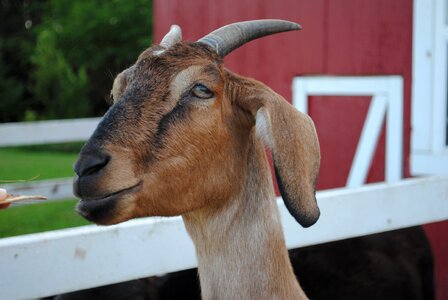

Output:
xmin=76 ymin=183 xmax=141 ymax=224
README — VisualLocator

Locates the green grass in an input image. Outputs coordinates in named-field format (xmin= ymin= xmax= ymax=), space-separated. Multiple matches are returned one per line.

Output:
xmin=0 ymin=147 xmax=79 ymax=181
xmin=0 ymin=199 xmax=90 ymax=238
xmin=0 ymin=144 xmax=91 ymax=238
xmin=6 ymin=142 xmax=85 ymax=153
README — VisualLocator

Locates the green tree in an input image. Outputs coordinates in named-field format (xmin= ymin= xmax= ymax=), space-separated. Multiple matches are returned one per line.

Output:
xmin=0 ymin=0 xmax=44 ymax=122
xmin=0 ymin=0 xmax=152 ymax=122
xmin=0 ymin=59 xmax=25 ymax=122
xmin=32 ymin=0 xmax=152 ymax=119
xmin=31 ymin=29 xmax=89 ymax=118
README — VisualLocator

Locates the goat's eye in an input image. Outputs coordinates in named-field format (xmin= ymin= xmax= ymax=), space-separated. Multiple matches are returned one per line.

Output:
xmin=191 ymin=83 xmax=214 ymax=99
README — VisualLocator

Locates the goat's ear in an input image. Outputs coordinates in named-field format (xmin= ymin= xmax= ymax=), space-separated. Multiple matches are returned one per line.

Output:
xmin=240 ymin=84 xmax=321 ymax=227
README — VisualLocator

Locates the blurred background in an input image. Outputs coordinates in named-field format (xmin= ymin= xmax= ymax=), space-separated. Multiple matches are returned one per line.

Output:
xmin=0 ymin=0 xmax=152 ymax=123
xmin=0 ymin=0 xmax=153 ymax=236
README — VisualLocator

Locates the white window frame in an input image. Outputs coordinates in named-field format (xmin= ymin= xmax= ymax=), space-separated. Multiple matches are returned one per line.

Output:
xmin=292 ymin=76 xmax=403 ymax=188
xmin=412 ymin=0 xmax=448 ymax=175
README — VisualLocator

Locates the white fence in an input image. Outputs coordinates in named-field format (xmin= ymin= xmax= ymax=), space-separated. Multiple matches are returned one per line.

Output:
xmin=0 ymin=118 xmax=100 ymax=147
xmin=1 ymin=178 xmax=74 ymax=204
xmin=0 ymin=118 xmax=100 ymax=203
xmin=1 ymin=119 xmax=448 ymax=299
xmin=0 ymin=176 xmax=447 ymax=299
xmin=293 ymin=76 xmax=403 ymax=187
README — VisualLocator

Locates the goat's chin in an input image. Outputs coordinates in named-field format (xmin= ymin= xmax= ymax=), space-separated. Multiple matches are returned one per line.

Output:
xmin=76 ymin=190 xmax=139 ymax=225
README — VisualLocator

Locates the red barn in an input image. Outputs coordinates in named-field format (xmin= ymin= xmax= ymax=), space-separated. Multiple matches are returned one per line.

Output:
xmin=154 ymin=0 xmax=448 ymax=299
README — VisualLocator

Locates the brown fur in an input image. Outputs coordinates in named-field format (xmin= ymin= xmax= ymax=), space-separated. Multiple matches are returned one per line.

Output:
xmin=74 ymin=36 xmax=320 ymax=299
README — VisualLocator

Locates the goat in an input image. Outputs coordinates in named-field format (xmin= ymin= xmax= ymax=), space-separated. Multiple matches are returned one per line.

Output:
xmin=73 ymin=19 xmax=320 ymax=299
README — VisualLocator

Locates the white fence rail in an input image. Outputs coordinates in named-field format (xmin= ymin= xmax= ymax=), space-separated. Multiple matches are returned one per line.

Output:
xmin=0 ymin=118 xmax=100 ymax=146
xmin=0 ymin=118 xmax=99 ymax=202
xmin=0 ymin=176 xmax=447 ymax=299
xmin=1 ymin=178 xmax=74 ymax=204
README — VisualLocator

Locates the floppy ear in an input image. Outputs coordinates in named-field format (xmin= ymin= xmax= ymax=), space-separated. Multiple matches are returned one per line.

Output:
xmin=238 ymin=81 xmax=321 ymax=227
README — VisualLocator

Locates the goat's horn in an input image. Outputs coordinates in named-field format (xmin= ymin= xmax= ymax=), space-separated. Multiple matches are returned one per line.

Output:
xmin=197 ymin=19 xmax=301 ymax=57
xmin=160 ymin=25 xmax=182 ymax=48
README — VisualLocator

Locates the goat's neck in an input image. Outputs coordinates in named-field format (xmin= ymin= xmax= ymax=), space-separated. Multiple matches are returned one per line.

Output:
xmin=182 ymin=136 xmax=308 ymax=300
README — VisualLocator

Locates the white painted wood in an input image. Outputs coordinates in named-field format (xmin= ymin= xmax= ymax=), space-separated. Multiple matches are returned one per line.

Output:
xmin=292 ymin=78 xmax=308 ymax=112
xmin=0 ymin=178 xmax=75 ymax=204
xmin=0 ymin=118 xmax=100 ymax=146
xmin=386 ymin=77 xmax=404 ymax=182
xmin=292 ymin=76 xmax=403 ymax=187
xmin=432 ymin=0 xmax=448 ymax=152
xmin=293 ymin=76 xmax=395 ymax=96
xmin=411 ymin=153 xmax=448 ymax=175
xmin=0 ymin=217 xmax=197 ymax=300
xmin=347 ymin=95 xmax=387 ymax=187
xmin=411 ymin=0 xmax=434 ymax=152
xmin=411 ymin=0 xmax=448 ymax=175
xmin=0 ymin=176 xmax=447 ymax=299
xmin=282 ymin=176 xmax=448 ymax=247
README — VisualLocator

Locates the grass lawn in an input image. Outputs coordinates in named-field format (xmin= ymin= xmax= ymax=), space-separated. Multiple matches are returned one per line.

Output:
xmin=0 ymin=199 xmax=90 ymax=238
xmin=0 ymin=144 xmax=91 ymax=238
xmin=0 ymin=147 xmax=79 ymax=181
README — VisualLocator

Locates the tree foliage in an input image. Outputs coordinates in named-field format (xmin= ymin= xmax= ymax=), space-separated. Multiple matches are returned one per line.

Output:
xmin=0 ymin=0 xmax=152 ymax=122
xmin=0 ymin=0 xmax=42 ymax=122
xmin=31 ymin=29 xmax=89 ymax=119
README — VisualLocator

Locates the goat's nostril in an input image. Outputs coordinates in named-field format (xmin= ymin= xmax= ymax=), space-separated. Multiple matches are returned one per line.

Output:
xmin=75 ymin=151 xmax=110 ymax=177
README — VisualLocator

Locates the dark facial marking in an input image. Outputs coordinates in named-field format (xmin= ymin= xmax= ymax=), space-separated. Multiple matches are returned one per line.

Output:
xmin=96 ymin=43 xmax=222 ymax=151
xmin=153 ymin=65 xmax=221 ymax=148
xmin=154 ymin=92 xmax=192 ymax=147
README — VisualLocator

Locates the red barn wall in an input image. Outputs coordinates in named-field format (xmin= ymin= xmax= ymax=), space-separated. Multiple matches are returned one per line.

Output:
xmin=154 ymin=0 xmax=412 ymax=188
xmin=154 ymin=0 xmax=447 ymax=299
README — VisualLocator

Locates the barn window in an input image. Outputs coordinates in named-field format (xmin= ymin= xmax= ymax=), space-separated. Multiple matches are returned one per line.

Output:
xmin=411 ymin=0 xmax=448 ymax=175
xmin=292 ymin=76 xmax=403 ymax=187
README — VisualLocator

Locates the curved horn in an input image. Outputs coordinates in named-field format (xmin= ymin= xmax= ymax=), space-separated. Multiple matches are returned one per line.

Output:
xmin=197 ymin=19 xmax=301 ymax=57
xmin=160 ymin=25 xmax=182 ymax=48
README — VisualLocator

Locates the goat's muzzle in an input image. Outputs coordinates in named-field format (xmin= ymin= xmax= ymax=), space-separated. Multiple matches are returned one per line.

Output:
xmin=73 ymin=144 xmax=140 ymax=224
